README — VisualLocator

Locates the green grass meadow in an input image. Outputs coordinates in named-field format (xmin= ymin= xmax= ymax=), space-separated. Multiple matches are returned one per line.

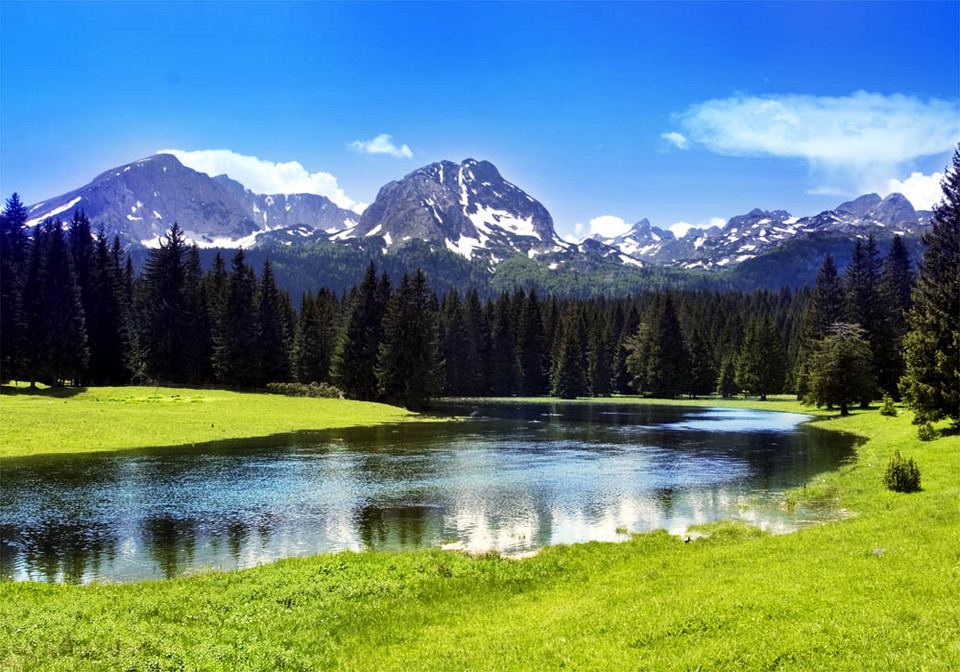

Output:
xmin=0 ymin=385 xmax=421 ymax=458
xmin=0 ymin=392 xmax=957 ymax=670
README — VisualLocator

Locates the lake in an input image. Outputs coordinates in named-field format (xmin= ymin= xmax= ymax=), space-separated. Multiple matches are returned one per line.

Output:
xmin=0 ymin=401 xmax=857 ymax=583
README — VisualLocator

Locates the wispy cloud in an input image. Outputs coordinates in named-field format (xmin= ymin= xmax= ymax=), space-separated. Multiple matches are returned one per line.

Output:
xmin=159 ymin=148 xmax=365 ymax=212
xmin=661 ymin=132 xmax=689 ymax=150
xmin=664 ymin=91 xmax=959 ymax=195
xmin=349 ymin=133 xmax=413 ymax=159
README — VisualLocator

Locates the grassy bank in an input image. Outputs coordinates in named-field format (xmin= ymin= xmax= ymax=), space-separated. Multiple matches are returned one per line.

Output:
xmin=0 ymin=385 xmax=420 ymax=458
xmin=1 ymin=399 xmax=957 ymax=670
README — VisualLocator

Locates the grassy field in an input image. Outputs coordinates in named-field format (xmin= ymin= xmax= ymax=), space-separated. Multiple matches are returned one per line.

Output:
xmin=1 ymin=395 xmax=957 ymax=670
xmin=0 ymin=385 xmax=421 ymax=458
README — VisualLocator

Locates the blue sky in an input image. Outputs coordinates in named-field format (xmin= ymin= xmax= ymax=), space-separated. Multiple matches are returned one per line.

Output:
xmin=2 ymin=1 xmax=958 ymax=239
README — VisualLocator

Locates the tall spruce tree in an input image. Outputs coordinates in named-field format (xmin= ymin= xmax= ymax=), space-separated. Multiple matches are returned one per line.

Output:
xmin=182 ymin=246 xmax=213 ymax=384
xmin=878 ymin=236 xmax=914 ymax=398
xmin=214 ymin=249 xmax=259 ymax=387
xmin=586 ymin=317 xmax=612 ymax=397
xmin=517 ymin=288 xmax=548 ymax=396
xmin=805 ymin=323 xmax=877 ymax=416
xmin=293 ymin=290 xmax=335 ymax=384
xmin=376 ymin=269 xmax=440 ymax=410
xmin=41 ymin=220 xmax=89 ymax=385
xmin=439 ymin=289 xmax=469 ymax=396
xmin=735 ymin=316 xmax=786 ymax=400
xmin=139 ymin=223 xmax=189 ymax=382
xmin=1 ymin=193 xmax=29 ymax=381
xmin=626 ymin=292 xmax=689 ymax=398
xmin=255 ymin=259 xmax=290 ymax=385
xmin=686 ymin=327 xmax=717 ymax=398
xmin=462 ymin=288 xmax=489 ymax=396
xmin=900 ymin=148 xmax=960 ymax=425
xmin=550 ymin=305 xmax=587 ymax=399
xmin=332 ymin=262 xmax=386 ymax=401
xmin=87 ymin=228 xmax=128 ymax=384
xmin=488 ymin=291 xmax=518 ymax=395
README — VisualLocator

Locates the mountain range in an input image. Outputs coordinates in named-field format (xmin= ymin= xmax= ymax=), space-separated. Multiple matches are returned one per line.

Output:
xmin=23 ymin=153 xmax=933 ymax=278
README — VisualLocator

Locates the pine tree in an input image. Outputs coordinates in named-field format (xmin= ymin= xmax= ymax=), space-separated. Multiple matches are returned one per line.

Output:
xmin=214 ymin=249 xmax=259 ymax=387
xmin=877 ymin=236 xmax=914 ymax=399
xmin=255 ymin=259 xmax=290 ymax=385
xmin=801 ymin=253 xmax=846 ymax=341
xmin=735 ymin=316 xmax=786 ymax=400
xmin=586 ymin=317 xmax=612 ymax=397
xmin=377 ymin=269 xmax=440 ymax=410
xmin=626 ymin=292 xmax=689 ymax=398
xmin=182 ymin=246 xmax=213 ymax=384
xmin=1 ymin=193 xmax=29 ymax=381
xmin=293 ymin=290 xmax=335 ymax=384
xmin=462 ymin=288 xmax=489 ymax=396
xmin=488 ymin=291 xmax=518 ymax=395
xmin=87 ymin=228 xmax=128 ymax=384
xmin=332 ymin=262 xmax=386 ymax=401
xmin=517 ymin=288 xmax=548 ymax=396
xmin=41 ymin=220 xmax=89 ymax=385
xmin=900 ymin=147 xmax=960 ymax=424
xmin=439 ymin=289 xmax=469 ymax=396
xmin=687 ymin=327 xmax=717 ymax=398
xmin=550 ymin=306 xmax=587 ymax=399
xmin=806 ymin=323 xmax=877 ymax=416
xmin=139 ymin=223 xmax=189 ymax=383
xmin=716 ymin=354 xmax=739 ymax=398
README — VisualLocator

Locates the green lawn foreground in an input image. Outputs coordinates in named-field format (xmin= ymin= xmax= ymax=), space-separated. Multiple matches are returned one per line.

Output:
xmin=0 ymin=385 xmax=421 ymax=458
xmin=1 ymin=398 xmax=957 ymax=671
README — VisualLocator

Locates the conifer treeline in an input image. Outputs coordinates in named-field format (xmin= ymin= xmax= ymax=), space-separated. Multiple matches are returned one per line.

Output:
xmin=0 ymin=191 xmax=941 ymax=413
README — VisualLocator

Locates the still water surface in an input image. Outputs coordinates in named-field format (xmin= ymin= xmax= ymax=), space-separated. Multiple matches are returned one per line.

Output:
xmin=1 ymin=402 xmax=857 ymax=583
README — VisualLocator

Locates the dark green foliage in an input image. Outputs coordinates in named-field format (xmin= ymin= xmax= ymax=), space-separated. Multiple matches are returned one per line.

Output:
xmin=916 ymin=422 xmax=939 ymax=442
xmin=626 ymin=292 xmax=689 ymax=398
xmin=86 ymin=229 xmax=130 ymax=384
xmin=40 ymin=220 xmax=90 ymax=385
xmin=804 ymin=323 xmax=876 ymax=416
xmin=735 ymin=316 xmax=786 ymax=400
xmin=550 ymin=306 xmax=587 ymax=399
xmin=716 ymin=355 xmax=739 ymax=398
xmin=801 ymin=253 xmax=846 ymax=342
xmin=376 ymin=270 xmax=441 ymax=410
xmin=1 ymin=193 xmax=29 ymax=381
xmin=686 ymin=328 xmax=717 ymax=398
xmin=139 ymin=223 xmax=190 ymax=383
xmin=255 ymin=260 xmax=290 ymax=385
xmin=265 ymin=382 xmax=343 ymax=399
xmin=883 ymin=451 xmax=921 ymax=492
xmin=293 ymin=290 xmax=336 ymax=384
xmin=213 ymin=249 xmax=259 ymax=387
xmin=900 ymin=148 xmax=960 ymax=424
xmin=332 ymin=262 xmax=387 ymax=401
xmin=879 ymin=394 xmax=897 ymax=417
xmin=517 ymin=289 xmax=549 ymax=396
xmin=877 ymin=236 xmax=914 ymax=398
xmin=488 ymin=292 xmax=518 ymax=395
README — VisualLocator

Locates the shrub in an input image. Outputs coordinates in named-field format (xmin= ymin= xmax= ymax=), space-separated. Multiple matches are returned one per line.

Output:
xmin=917 ymin=422 xmax=939 ymax=442
xmin=883 ymin=451 xmax=921 ymax=493
xmin=266 ymin=382 xmax=344 ymax=399
xmin=879 ymin=394 xmax=897 ymax=416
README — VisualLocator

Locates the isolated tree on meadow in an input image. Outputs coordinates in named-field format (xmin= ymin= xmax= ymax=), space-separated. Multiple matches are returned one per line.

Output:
xmin=805 ymin=322 xmax=877 ymax=416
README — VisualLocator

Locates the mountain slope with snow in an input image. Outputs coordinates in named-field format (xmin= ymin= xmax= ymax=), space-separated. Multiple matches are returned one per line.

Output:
xmin=24 ymin=154 xmax=358 ymax=247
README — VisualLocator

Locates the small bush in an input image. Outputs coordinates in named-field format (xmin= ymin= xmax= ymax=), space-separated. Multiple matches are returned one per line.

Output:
xmin=879 ymin=394 xmax=897 ymax=416
xmin=883 ymin=451 xmax=921 ymax=493
xmin=266 ymin=382 xmax=344 ymax=399
xmin=917 ymin=422 xmax=939 ymax=441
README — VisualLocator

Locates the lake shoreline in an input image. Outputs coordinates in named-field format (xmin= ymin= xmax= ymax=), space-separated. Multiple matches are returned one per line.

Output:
xmin=2 ymin=393 xmax=957 ymax=669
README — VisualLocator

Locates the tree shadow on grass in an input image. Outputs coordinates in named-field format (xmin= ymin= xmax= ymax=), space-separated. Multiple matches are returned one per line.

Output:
xmin=1 ymin=384 xmax=86 ymax=398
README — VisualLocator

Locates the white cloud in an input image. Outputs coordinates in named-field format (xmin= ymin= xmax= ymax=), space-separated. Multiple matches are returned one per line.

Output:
xmin=349 ymin=134 xmax=413 ymax=159
xmin=588 ymin=215 xmax=632 ymax=238
xmin=667 ymin=91 xmax=959 ymax=193
xmin=661 ymin=132 xmax=689 ymax=150
xmin=708 ymin=217 xmax=726 ymax=228
xmin=884 ymin=171 xmax=944 ymax=210
xmin=159 ymin=148 xmax=363 ymax=212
